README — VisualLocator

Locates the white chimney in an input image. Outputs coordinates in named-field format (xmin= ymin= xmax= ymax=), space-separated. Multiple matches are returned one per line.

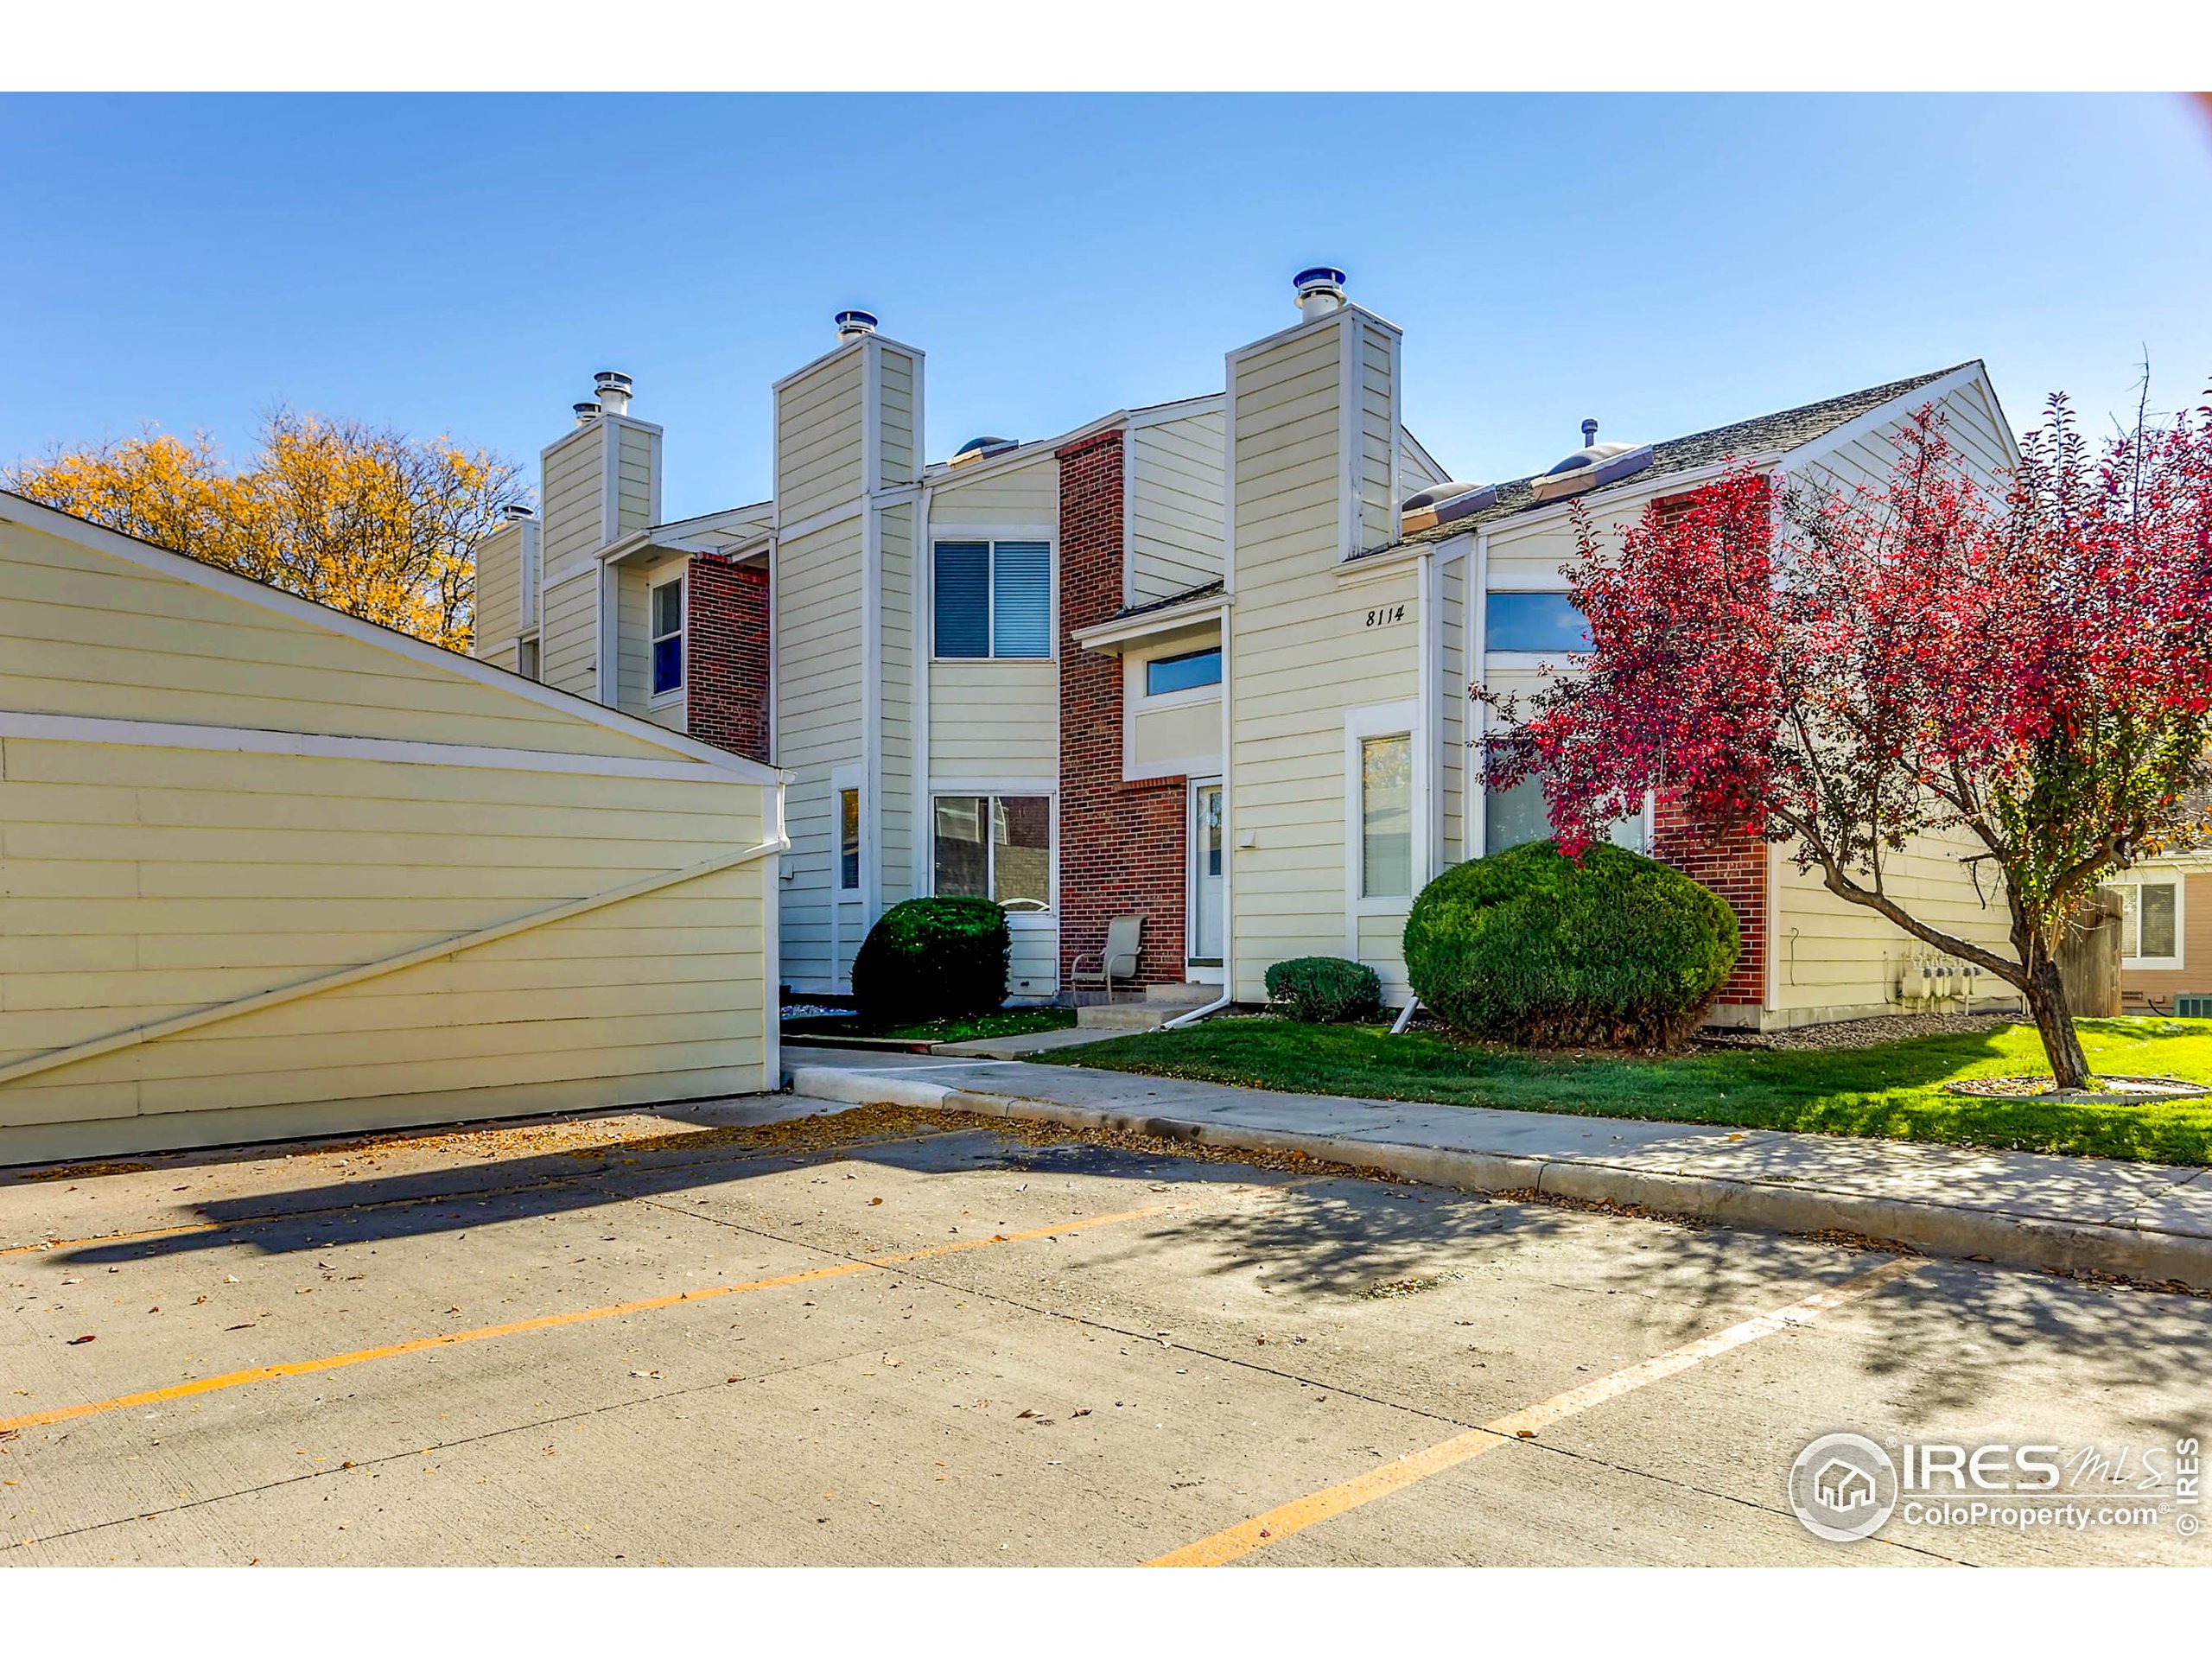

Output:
xmin=1293 ymin=266 xmax=1348 ymax=320
xmin=593 ymin=371 xmax=632 ymax=417
xmin=834 ymin=308 xmax=880 ymax=345
xmin=572 ymin=400 xmax=601 ymax=427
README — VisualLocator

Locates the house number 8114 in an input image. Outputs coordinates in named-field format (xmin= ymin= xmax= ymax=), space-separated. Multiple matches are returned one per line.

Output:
xmin=1364 ymin=602 xmax=1408 ymax=628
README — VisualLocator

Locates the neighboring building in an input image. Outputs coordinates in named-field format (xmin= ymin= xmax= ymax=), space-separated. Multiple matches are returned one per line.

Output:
xmin=2117 ymin=854 xmax=2212 ymax=1014
xmin=480 ymin=271 xmax=2024 ymax=1029
xmin=0 ymin=490 xmax=785 ymax=1164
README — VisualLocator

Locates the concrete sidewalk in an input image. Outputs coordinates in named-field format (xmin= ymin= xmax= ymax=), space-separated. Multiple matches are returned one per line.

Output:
xmin=785 ymin=1049 xmax=2212 ymax=1291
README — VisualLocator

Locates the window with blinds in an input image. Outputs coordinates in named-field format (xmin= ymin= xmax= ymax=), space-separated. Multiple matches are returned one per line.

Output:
xmin=934 ymin=540 xmax=1051 ymax=659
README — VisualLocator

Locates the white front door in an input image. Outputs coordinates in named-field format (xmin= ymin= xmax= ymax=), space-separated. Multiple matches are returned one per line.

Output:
xmin=1189 ymin=779 xmax=1224 ymax=982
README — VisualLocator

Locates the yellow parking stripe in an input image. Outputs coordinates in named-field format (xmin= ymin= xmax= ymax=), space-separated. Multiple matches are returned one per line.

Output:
xmin=0 ymin=1200 xmax=1180 ymax=1436
xmin=1147 ymin=1255 xmax=1925 ymax=1567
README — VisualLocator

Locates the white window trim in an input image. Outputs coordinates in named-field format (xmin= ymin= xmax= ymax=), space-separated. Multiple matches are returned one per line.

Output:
xmin=928 ymin=527 xmax=1058 ymax=664
xmin=926 ymin=780 xmax=1058 ymax=927
xmin=1135 ymin=645 xmax=1224 ymax=707
xmin=1344 ymin=700 xmax=1423 ymax=934
xmin=2112 ymin=874 xmax=2185 ymax=971
xmin=1122 ymin=641 xmax=1224 ymax=785
xmin=831 ymin=762 xmax=864 ymax=897
xmin=647 ymin=564 xmax=685 ymax=709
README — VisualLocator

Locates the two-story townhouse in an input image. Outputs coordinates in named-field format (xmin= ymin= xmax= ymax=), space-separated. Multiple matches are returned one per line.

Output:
xmin=477 ymin=270 xmax=2027 ymax=1031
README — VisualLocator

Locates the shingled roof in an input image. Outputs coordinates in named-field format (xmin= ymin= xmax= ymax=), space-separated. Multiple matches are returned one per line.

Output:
xmin=1396 ymin=362 xmax=1979 ymax=547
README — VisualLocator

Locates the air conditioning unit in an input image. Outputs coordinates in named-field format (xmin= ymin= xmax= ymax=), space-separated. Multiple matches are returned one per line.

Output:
xmin=2177 ymin=995 xmax=2212 ymax=1019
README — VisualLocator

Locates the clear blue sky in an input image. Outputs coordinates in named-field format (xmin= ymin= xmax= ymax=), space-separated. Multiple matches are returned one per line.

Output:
xmin=5 ymin=93 xmax=2209 ymax=521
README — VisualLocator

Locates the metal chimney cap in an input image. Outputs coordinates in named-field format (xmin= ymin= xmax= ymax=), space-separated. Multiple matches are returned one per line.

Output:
xmin=834 ymin=309 xmax=880 ymax=341
xmin=1293 ymin=267 xmax=1348 ymax=294
xmin=1581 ymin=418 xmax=1600 ymax=448
xmin=593 ymin=371 xmax=632 ymax=392
xmin=503 ymin=504 xmax=537 ymax=521
xmin=572 ymin=401 xmax=601 ymax=425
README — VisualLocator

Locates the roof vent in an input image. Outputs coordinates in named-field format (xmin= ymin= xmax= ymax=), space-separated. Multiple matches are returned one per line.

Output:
xmin=572 ymin=401 xmax=601 ymax=427
xmin=835 ymin=309 xmax=880 ymax=344
xmin=593 ymin=371 xmax=632 ymax=417
xmin=948 ymin=435 xmax=1019 ymax=469
xmin=503 ymin=504 xmax=537 ymax=522
xmin=1400 ymin=480 xmax=1499 ymax=535
xmin=1293 ymin=267 xmax=1347 ymax=320
xmin=1530 ymin=418 xmax=1655 ymax=503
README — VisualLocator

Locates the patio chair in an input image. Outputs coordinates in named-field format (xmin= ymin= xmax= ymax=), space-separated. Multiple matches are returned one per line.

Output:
xmin=1071 ymin=914 xmax=1145 ymax=998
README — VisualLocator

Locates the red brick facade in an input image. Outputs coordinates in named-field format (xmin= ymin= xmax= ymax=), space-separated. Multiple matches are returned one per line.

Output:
xmin=684 ymin=554 xmax=771 ymax=764
xmin=1653 ymin=797 xmax=1767 ymax=1005
xmin=1057 ymin=428 xmax=1189 ymax=988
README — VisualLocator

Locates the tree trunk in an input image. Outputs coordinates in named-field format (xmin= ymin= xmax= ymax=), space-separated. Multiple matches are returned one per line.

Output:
xmin=2022 ymin=952 xmax=2092 ymax=1091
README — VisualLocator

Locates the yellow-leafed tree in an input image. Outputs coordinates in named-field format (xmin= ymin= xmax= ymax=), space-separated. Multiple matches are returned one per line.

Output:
xmin=4 ymin=410 xmax=525 ymax=652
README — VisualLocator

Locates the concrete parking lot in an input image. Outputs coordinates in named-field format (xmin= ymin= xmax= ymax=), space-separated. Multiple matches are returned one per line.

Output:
xmin=3 ymin=1095 xmax=2205 ymax=1566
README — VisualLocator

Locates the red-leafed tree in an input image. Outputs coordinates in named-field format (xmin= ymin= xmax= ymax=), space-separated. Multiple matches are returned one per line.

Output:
xmin=1483 ymin=397 xmax=2212 ymax=1089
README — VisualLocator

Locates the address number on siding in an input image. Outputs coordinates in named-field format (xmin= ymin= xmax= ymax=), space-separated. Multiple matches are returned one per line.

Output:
xmin=1363 ymin=602 xmax=1408 ymax=629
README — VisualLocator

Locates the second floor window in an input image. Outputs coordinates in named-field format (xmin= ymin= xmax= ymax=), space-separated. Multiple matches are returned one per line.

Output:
xmin=651 ymin=572 xmax=684 ymax=698
xmin=837 ymin=787 xmax=861 ymax=892
xmin=1487 ymin=592 xmax=1590 ymax=654
xmin=935 ymin=540 xmax=1051 ymax=659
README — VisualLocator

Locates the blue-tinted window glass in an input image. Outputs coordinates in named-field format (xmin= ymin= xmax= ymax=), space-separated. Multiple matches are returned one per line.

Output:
xmin=1488 ymin=592 xmax=1590 ymax=653
xmin=652 ymin=636 xmax=683 ymax=696
xmin=934 ymin=542 xmax=989 ymax=658
xmin=990 ymin=541 xmax=1052 ymax=658
xmin=1145 ymin=647 xmax=1222 ymax=696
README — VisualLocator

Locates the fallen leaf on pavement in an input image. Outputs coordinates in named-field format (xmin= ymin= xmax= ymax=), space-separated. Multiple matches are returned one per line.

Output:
xmin=67 ymin=1334 xmax=95 ymax=1344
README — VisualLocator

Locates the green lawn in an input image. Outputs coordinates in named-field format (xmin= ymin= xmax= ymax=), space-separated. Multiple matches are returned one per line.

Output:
xmin=1046 ymin=1015 xmax=2212 ymax=1165
xmin=783 ymin=1007 xmax=1077 ymax=1045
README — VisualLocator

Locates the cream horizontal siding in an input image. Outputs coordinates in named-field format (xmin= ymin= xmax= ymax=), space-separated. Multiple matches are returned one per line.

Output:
xmin=1130 ymin=409 xmax=1225 ymax=604
xmin=879 ymin=346 xmax=919 ymax=489
xmin=1399 ymin=432 xmax=1444 ymax=494
xmin=540 ymin=423 xmax=609 ymax=575
xmin=473 ymin=518 xmax=524 ymax=655
xmin=1769 ymin=829 xmax=2015 ymax=1022
xmin=774 ymin=518 xmax=865 ymax=988
xmin=928 ymin=662 xmax=1057 ymax=776
xmin=614 ymin=422 xmax=659 ymax=537
xmin=539 ymin=568 xmax=601 ymax=702
xmin=613 ymin=551 xmax=687 ymax=730
xmin=0 ymin=513 xmax=774 ymax=1162
xmin=1228 ymin=311 xmax=1420 ymax=1001
xmin=929 ymin=448 xmax=1058 ymax=527
xmin=1789 ymin=370 xmax=2016 ymax=502
xmin=1440 ymin=553 xmax=1467 ymax=866
xmin=0 ymin=519 xmax=662 ymax=757
xmin=777 ymin=349 xmax=865 ymax=524
xmin=1007 ymin=925 xmax=1058 ymax=1001
xmin=878 ymin=502 xmax=917 ymax=905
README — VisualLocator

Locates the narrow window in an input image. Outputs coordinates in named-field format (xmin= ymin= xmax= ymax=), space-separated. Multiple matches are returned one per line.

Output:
xmin=1359 ymin=734 xmax=1413 ymax=899
xmin=650 ymin=572 xmax=684 ymax=698
xmin=1145 ymin=646 xmax=1222 ymax=696
xmin=1486 ymin=592 xmax=1590 ymax=654
xmin=837 ymin=788 xmax=861 ymax=892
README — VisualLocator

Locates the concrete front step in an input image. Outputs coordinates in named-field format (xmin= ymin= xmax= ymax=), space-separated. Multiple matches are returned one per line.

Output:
xmin=1077 ymin=1002 xmax=1174 ymax=1029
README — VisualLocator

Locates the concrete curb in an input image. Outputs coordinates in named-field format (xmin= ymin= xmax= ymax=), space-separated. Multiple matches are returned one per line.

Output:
xmin=786 ymin=1065 xmax=2212 ymax=1293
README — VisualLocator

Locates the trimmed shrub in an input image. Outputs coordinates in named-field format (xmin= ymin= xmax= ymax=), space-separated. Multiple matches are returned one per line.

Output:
xmin=1404 ymin=841 xmax=1739 ymax=1051
xmin=1265 ymin=957 xmax=1384 ymax=1025
xmin=850 ymin=897 xmax=1009 ymax=1030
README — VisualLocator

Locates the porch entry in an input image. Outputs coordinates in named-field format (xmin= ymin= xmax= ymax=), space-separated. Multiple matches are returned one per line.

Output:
xmin=1190 ymin=778 xmax=1224 ymax=981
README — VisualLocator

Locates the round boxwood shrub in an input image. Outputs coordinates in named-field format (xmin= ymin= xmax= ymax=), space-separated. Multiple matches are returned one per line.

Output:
xmin=850 ymin=897 xmax=1009 ymax=1030
xmin=1404 ymin=841 xmax=1739 ymax=1051
xmin=1265 ymin=956 xmax=1384 ymax=1024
